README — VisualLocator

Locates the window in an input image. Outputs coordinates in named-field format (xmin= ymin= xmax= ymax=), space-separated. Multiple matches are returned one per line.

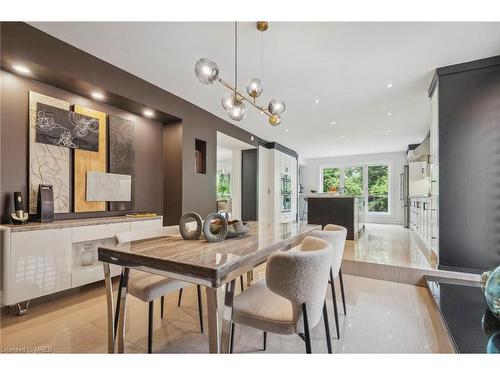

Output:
xmin=216 ymin=170 xmax=231 ymax=200
xmin=322 ymin=167 xmax=340 ymax=193
xmin=344 ymin=166 xmax=363 ymax=197
xmin=320 ymin=163 xmax=391 ymax=214
xmin=367 ymin=165 xmax=389 ymax=213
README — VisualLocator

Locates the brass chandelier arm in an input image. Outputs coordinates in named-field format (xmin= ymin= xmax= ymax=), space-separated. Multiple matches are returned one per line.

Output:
xmin=218 ymin=78 xmax=272 ymax=117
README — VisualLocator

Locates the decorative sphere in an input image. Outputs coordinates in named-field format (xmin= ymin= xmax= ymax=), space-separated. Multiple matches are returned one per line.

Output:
xmin=195 ymin=58 xmax=219 ymax=85
xmin=246 ymin=78 xmax=263 ymax=98
xmin=484 ymin=265 xmax=500 ymax=319
xmin=269 ymin=115 xmax=282 ymax=126
xmin=221 ymin=92 xmax=235 ymax=111
xmin=227 ymin=99 xmax=247 ymax=121
xmin=268 ymin=99 xmax=286 ymax=115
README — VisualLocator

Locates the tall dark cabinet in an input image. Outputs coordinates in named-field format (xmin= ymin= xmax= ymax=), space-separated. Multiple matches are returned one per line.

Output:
xmin=435 ymin=55 xmax=500 ymax=272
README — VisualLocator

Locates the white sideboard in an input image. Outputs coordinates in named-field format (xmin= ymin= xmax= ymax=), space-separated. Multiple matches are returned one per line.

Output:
xmin=0 ymin=216 xmax=162 ymax=307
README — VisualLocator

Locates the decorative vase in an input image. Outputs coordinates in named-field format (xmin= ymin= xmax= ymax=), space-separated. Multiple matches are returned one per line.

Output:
xmin=484 ymin=265 xmax=500 ymax=319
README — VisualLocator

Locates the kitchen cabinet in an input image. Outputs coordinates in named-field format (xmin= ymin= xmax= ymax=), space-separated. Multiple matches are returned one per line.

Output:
xmin=258 ymin=146 xmax=298 ymax=223
xmin=409 ymin=197 xmax=431 ymax=249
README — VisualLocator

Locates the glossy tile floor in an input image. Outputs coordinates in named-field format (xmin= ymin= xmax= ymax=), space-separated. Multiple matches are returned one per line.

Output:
xmin=0 ymin=272 xmax=454 ymax=353
xmin=344 ymin=224 xmax=438 ymax=270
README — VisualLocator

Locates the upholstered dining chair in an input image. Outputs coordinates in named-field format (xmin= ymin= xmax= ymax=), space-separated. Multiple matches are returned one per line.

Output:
xmin=310 ymin=224 xmax=347 ymax=339
xmin=229 ymin=236 xmax=334 ymax=354
xmin=115 ymin=226 xmax=204 ymax=353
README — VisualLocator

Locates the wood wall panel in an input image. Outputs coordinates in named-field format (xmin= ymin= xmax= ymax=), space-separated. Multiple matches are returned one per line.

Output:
xmin=73 ymin=105 xmax=107 ymax=212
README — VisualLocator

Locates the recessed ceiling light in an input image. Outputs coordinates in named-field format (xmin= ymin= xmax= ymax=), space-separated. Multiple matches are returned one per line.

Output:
xmin=386 ymin=129 xmax=392 ymax=133
xmin=13 ymin=64 xmax=31 ymax=74
xmin=340 ymin=135 xmax=346 ymax=139
xmin=387 ymin=112 xmax=392 ymax=116
xmin=386 ymin=83 xmax=393 ymax=88
xmin=91 ymin=92 xmax=105 ymax=100
xmin=330 ymin=121 xmax=336 ymax=125
xmin=285 ymin=129 xmax=289 ymax=132
xmin=143 ymin=109 xmax=154 ymax=118
xmin=314 ymin=99 xmax=320 ymax=104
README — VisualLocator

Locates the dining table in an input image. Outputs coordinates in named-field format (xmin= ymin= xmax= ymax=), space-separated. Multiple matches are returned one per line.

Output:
xmin=98 ymin=221 xmax=321 ymax=354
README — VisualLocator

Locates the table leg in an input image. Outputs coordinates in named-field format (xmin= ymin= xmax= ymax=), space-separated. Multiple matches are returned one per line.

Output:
xmin=103 ymin=262 xmax=115 ymax=354
xmin=246 ymin=270 xmax=253 ymax=286
xmin=220 ymin=279 xmax=236 ymax=353
xmin=116 ymin=267 xmax=130 ymax=353
xmin=206 ymin=287 xmax=220 ymax=353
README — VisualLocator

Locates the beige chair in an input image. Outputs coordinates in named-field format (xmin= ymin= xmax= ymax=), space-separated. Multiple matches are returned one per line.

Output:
xmin=115 ymin=226 xmax=204 ymax=353
xmin=230 ymin=236 xmax=334 ymax=353
xmin=310 ymin=224 xmax=347 ymax=339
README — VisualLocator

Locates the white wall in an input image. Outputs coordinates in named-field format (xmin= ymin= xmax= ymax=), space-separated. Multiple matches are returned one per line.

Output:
xmin=300 ymin=151 xmax=407 ymax=225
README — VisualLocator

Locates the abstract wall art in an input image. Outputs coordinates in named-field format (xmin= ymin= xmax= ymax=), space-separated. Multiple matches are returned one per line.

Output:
xmin=73 ymin=105 xmax=107 ymax=212
xmin=29 ymin=91 xmax=71 ymax=214
xmin=108 ymin=115 xmax=135 ymax=211
xmin=36 ymin=103 xmax=99 ymax=151
xmin=86 ymin=172 xmax=131 ymax=202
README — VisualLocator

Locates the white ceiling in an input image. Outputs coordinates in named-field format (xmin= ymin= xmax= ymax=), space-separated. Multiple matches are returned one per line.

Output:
xmin=31 ymin=22 xmax=500 ymax=160
xmin=217 ymin=131 xmax=255 ymax=162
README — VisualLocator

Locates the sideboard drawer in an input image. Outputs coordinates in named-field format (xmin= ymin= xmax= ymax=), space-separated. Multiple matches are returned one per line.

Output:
xmin=72 ymin=222 xmax=130 ymax=243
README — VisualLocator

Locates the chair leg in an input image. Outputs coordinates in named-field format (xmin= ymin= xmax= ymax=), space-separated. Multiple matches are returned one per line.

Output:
xmin=322 ymin=300 xmax=332 ymax=354
xmin=301 ymin=303 xmax=312 ymax=354
xmin=330 ymin=268 xmax=340 ymax=339
xmin=230 ymin=322 xmax=235 ymax=354
xmin=196 ymin=285 xmax=204 ymax=333
xmin=263 ymin=331 xmax=267 ymax=351
xmin=339 ymin=268 xmax=347 ymax=315
xmin=148 ymin=301 xmax=154 ymax=354
xmin=177 ymin=288 xmax=183 ymax=307
xmin=240 ymin=275 xmax=244 ymax=292
xmin=113 ymin=270 xmax=123 ymax=340
xmin=160 ymin=296 xmax=165 ymax=319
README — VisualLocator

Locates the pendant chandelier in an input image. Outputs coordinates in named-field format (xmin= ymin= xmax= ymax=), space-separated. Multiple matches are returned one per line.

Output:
xmin=194 ymin=21 xmax=286 ymax=126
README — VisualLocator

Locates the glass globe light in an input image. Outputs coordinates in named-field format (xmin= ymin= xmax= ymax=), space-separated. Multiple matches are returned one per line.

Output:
xmin=246 ymin=78 xmax=263 ymax=98
xmin=268 ymin=99 xmax=286 ymax=115
xmin=269 ymin=115 xmax=282 ymax=126
xmin=194 ymin=58 xmax=219 ymax=85
xmin=221 ymin=92 xmax=235 ymax=111
xmin=227 ymin=99 xmax=247 ymax=121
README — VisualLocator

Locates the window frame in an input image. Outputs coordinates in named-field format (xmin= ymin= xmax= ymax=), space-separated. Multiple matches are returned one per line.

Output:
xmin=319 ymin=161 xmax=393 ymax=215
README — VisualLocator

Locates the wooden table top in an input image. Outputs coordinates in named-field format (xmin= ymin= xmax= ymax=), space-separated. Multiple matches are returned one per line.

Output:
xmin=98 ymin=221 xmax=320 ymax=287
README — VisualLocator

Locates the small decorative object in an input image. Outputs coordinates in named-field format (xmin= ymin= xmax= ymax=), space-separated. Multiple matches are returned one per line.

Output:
xmin=179 ymin=212 xmax=203 ymax=240
xmin=482 ymin=309 xmax=500 ymax=335
xmin=225 ymin=220 xmax=250 ymax=238
xmin=203 ymin=213 xmax=228 ymax=243
xmin=10 ymin=192 xmax=29 ymax=225
xmin=37 ymin=184 xmax=54 ymax=223
xmin=80 ymin=243 xmax=94 ymax=266
xmin=483 ymin=265 xmax=500 ymax=319
xmin=310 ymin=189 xmax=317 ymax=193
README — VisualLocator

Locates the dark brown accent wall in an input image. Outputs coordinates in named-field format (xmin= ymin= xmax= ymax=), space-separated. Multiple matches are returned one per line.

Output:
xmin=0 ymin=22 xmax=277 ymax=224
xmin=0 ymin=70 xmax=164 ymax=223
xmin=162 ymin=122 xmax=183 ymax=225
xmin=437 ymin=56 xmax=500 ymax=272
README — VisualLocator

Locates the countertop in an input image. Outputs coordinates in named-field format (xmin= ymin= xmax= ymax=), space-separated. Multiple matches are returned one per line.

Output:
xmin=1 ymin=215 xmax=162 ymax=233
xmin=302 ymin=193 xmax=357 ymax=199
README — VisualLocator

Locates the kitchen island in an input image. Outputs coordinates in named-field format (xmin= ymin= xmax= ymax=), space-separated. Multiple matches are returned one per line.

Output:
xmin=306 ymin=194 xmax=365 ymax=240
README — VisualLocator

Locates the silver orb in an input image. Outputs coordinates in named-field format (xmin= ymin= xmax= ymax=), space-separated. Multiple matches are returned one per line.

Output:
xmin=194 ymin=58 xmax=219 ymax=85
xmin=227 ymin=99 xmax=247 ymax=121
xmin=268 ymin=99 xmax=286 ymax=115
xmin=221 ymin=92 xmax=235 ymax=110
xmin=246 ymin=78 xmax=263 ymax=98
